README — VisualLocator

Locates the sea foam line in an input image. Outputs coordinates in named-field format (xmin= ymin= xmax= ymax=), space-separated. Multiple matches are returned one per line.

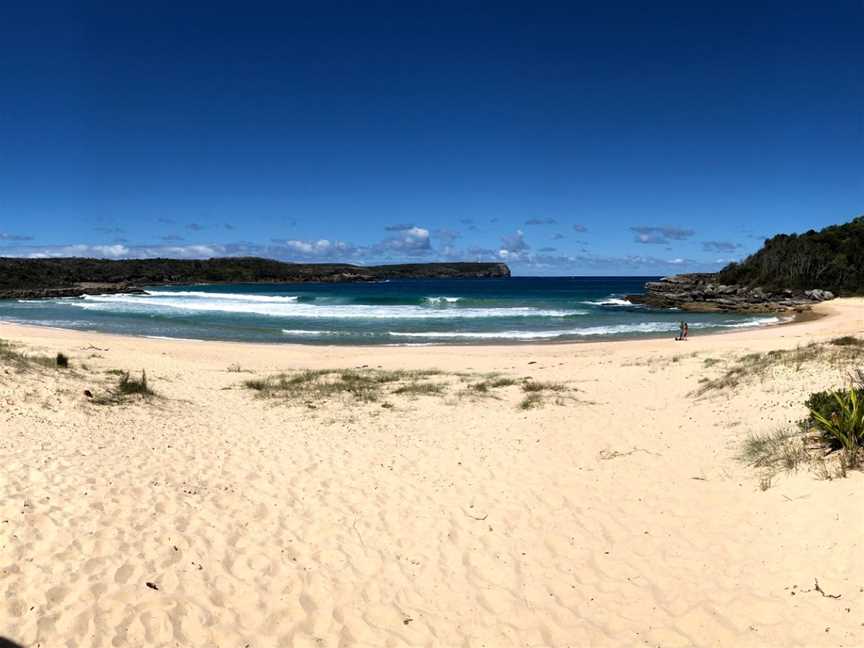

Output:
xmin=386 ymin=317 xmax=782 ymax=340
xmin=69 ymin=294 xmax=587 ymax=319
xmin=144 ymin=290 xmax=300 ymax=303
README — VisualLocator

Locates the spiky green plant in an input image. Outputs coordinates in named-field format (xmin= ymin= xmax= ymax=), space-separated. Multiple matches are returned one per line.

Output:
xmin=808 ymin=388 xmax=863 ymax=467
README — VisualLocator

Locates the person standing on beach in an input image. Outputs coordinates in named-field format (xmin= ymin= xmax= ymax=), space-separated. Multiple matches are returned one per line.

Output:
xmin=676 ymin=321 xmax=684 ymax=341
xmin=683 ymin=322 xmax=689 ymax=340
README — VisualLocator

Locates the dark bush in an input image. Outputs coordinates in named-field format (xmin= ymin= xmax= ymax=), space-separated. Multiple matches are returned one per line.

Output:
xmin=830 ymin=336 xmax=863 ymax=347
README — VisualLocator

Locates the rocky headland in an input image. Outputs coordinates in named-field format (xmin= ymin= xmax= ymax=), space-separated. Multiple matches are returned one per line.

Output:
xmin=629 ymin=273 xmax=834 ymax=313
xmin=0 ymin=258 xmax=511 ymax=300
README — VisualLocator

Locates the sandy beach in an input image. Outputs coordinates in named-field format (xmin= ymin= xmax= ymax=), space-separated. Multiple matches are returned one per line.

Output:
xmin=1 ymin=299 xmax=862 ymax=648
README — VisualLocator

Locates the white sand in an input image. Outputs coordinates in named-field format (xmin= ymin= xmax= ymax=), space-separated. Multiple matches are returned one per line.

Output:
xmin=1 ymin=299 xmax=862 ymax=647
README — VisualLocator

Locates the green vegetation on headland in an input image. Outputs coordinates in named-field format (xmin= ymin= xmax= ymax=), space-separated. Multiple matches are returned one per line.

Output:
xmin=719 ymin=216 xmax=864 ymax=294
xmin=634 ymin=216 xmax=863 ymax=312
xmin=0 ymin=257 xmax=511 ymax=299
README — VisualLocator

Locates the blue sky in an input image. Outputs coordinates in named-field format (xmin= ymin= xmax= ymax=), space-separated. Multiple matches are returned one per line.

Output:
xmin=1 ymin=1 xmax=861 ymax=275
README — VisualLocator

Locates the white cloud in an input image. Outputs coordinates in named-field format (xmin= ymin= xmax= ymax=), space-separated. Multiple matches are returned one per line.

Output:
xmin=498 ymin=230 xmax=529 ymax=259
xmin=93 ymin=244 xmax=130 ymax=258
xmin=631 ymin=226 xmax=695 ymax=245
xmin=282 ymin=239 xmax=350 ymax=255
xmin=380 ymin=226 xmax=431 ymax=253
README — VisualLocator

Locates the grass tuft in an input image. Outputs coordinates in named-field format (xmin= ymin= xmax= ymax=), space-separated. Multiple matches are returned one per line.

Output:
xmin=519 ymin=393 xmax=543 ymax=410
xmin=468 ymin=376 xmax=519 ymax=393
xmin=740 ymin=429 xmax=808 ymax=471
xmin=517 ymin=380 xmax=571 ymax=409
xmin=522 ymin=380 xmax=567 ymax=393
xmin=117 ymin=370 xmax=153 ymax=396
xmin=92 ymin=370 xmax=156 ymax=404
xmin=392 ymin=381 xmax=445 ymax=396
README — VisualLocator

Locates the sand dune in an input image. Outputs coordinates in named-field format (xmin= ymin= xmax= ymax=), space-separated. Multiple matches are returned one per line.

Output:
xmin=1 ymin=300 xmax=862 ymax=647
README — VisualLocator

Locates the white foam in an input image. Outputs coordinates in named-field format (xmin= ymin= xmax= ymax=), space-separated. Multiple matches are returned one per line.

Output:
xmin=143 ymin=335 xmax=204 ymax=342
xmin=68 ymin=294 xmax=587 ymax=320
xmin=581 ymin=297 xmax=634 ymax=306
xmin=388 ymin=322 xmax=680 ymax=339
xmin=388 ymin=330 xmax=563 ymax=339
xmin=281 ymin=329 xmax=341 ymax=336
xmin=144 ymin=290 xmax=299 ymax=303
xmin=386 ymin=317 xmax=781 ymax=340
xmin=721 ymin=316 xmax=781 ymax=328
xmin=424 ymin=296 xmax=462 ymax=304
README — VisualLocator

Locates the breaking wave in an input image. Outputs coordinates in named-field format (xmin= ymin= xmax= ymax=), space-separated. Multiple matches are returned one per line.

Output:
xmin=65 ymin=293 xmax=587 ymax=320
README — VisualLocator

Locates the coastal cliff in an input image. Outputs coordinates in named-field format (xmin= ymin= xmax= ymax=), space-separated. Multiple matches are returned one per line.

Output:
xmin=0 ymin=257 xmax=511 ymax=299
xmin=630 ymin=273 xmax=834 ymax=313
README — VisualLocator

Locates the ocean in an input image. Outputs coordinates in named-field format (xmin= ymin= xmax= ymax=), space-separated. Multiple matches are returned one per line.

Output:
xmin=0 ymin=277 xmax=782 ymax=344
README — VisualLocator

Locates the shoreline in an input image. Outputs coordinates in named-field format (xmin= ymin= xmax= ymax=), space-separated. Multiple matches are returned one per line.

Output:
xmin=0 ymin=299 xmax=845 ymax=355
xmin=0 ymin=299 xmax=822 ymax=350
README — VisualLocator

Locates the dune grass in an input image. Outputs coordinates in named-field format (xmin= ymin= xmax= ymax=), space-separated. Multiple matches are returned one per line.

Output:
xmin=695 ymin=342 xmax=864 ymax=395
xmin=0 ymin=339 xmax=72 ymax=371
xmin=467 ymin=376 xmax=519 ymax=393
xmin=244 ymin=367 xmax=572 ymax=409
xmin=245 ymin=368 xmax=446 ymax=404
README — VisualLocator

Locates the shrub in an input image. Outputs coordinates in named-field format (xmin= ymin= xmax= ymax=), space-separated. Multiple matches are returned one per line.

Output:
xmin=56 ymin=353 xmax=69 ymax=368
xmin=804 ymin=389 xmax=845 ymax=426
xmin=830 ymin=336 xmax=863 ymax=347
xmin=807 ymin=388 xmax=863 ymax=466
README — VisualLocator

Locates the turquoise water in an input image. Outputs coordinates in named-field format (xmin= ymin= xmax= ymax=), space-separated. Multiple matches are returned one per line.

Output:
xmin=0 ymin=277 xmax=782 ymax=344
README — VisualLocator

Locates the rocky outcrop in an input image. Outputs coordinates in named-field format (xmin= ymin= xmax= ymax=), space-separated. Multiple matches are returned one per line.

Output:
xmin=628 ymin=273 xmax=834 ymax=313
xmin=0 ymin=283 xmax=147 ymax=300
xmin=0 ymin=258 xmax=511 ymax=300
